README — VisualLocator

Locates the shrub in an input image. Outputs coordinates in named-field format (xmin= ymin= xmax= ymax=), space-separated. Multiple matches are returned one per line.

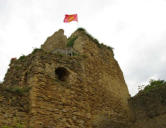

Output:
xmin=67 ymin=36 xmax=78 ymax=47
xmin=143 ymin=79 xmax=166 ymax=92
xmin=138 ymin=79 xmax=166 ymax=94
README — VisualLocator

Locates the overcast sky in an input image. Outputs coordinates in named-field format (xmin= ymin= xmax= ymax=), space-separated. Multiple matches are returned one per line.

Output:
xmin=0 ymin=0 xmax=166 ymax=96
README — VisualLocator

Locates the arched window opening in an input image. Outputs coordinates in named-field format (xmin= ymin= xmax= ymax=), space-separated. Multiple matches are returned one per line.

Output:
xmin=55 ymin=67 xmax=69 ymax=81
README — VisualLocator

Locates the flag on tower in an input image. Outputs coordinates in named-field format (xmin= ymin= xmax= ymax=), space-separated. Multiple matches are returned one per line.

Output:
xmin=64 ymin=14 xmax=78 ymax=23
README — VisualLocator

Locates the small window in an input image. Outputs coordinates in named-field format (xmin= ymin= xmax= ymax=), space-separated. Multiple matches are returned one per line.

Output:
xmin=55 ymin=67 xmax=69 ymax=81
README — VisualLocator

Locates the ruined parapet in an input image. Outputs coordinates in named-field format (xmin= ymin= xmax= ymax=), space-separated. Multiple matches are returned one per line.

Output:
xmin=41 ymin=29 xmax=67 ymax=52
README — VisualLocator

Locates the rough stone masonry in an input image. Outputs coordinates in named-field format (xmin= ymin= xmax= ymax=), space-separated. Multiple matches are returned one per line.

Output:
xmin=0 ymin=28 xmax=133 ymax=128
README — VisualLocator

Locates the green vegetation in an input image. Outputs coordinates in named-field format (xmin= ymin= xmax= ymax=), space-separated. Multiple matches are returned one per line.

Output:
xmin=138 ymin=79 xmax=166 ymax=94
xmin=76 ymin=27 xmax=99 ymax=45
xmin=1 ymin=126 xmax=12 ymax=128
xmin=67 ymin=36 xmax=78 ymax=47
xmin=144 ymin=79 xmax=166 ymax=92
xmin=19 ymin=55 xmax=26 ymax=61
xmin=76 ymin=28 xmax=113 ymax=51
xmin=15 ymin=123 xmax=25 ymax=128
xmin=85 ymin=32 xmax=100 ymax=46
xmin=99 ymin=43 xmax=114 ymax=50
xmin=32 ymin=48 xmax=40 ymax=54
xmin=5 ymin=86 xmax=31 ymax=96
xmin=130 ymin=79 xmax=166 ymax=116
xmin=77 ymin=27 xmax=86 ymax=32
xmin=1 ymin=124 xmax=25 ymax=128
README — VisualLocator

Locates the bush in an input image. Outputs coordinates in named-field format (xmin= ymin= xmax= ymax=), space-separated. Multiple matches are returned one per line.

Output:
xmin=143 ymin=79 xmax=166 ymax=92
xmin=138 ymin=79 xmax=166 ymax=94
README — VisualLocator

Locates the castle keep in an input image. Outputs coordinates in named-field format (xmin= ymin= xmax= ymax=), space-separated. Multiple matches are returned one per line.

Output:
xmin=0 ymin=29 xmax=133 ymax=128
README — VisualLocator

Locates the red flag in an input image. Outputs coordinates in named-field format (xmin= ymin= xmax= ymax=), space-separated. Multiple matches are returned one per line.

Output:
xmin=64 ymin=14 xmax=78 ymax=23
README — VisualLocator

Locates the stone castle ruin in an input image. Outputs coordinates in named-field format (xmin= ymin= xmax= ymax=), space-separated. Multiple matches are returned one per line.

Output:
xmin=0 ymin=28 xmax=132 ymax=128
xmin=1 ymin=28 xmax=165 ymax=128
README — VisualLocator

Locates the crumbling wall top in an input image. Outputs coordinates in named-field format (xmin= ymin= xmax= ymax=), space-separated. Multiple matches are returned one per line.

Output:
xmin=41 ymin=29 xmax=67 ymax=52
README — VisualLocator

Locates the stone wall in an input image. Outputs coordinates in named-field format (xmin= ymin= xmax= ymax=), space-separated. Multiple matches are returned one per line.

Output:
xmin=41 ymin=29 xmax=67 ymax=52
xmin=0 ymin=29 xmax=133 ymax=128
xmin=28 ymin=30 xmax=132 ymax=128
xmin=0 ymin=85 xmax=30 ymax=127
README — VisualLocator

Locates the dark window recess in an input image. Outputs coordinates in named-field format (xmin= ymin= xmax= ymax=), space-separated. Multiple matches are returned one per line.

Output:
xmin=55 ymin=67 xmax=69 ymax=81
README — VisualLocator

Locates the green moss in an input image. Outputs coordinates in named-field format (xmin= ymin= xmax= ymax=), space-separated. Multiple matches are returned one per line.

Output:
xmin=67 ymin=36 xmax=78 ymax=47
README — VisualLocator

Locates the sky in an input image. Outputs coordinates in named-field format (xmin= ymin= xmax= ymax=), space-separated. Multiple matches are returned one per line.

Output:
xmin=0 ymin=0 xmax=166 ymax=96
